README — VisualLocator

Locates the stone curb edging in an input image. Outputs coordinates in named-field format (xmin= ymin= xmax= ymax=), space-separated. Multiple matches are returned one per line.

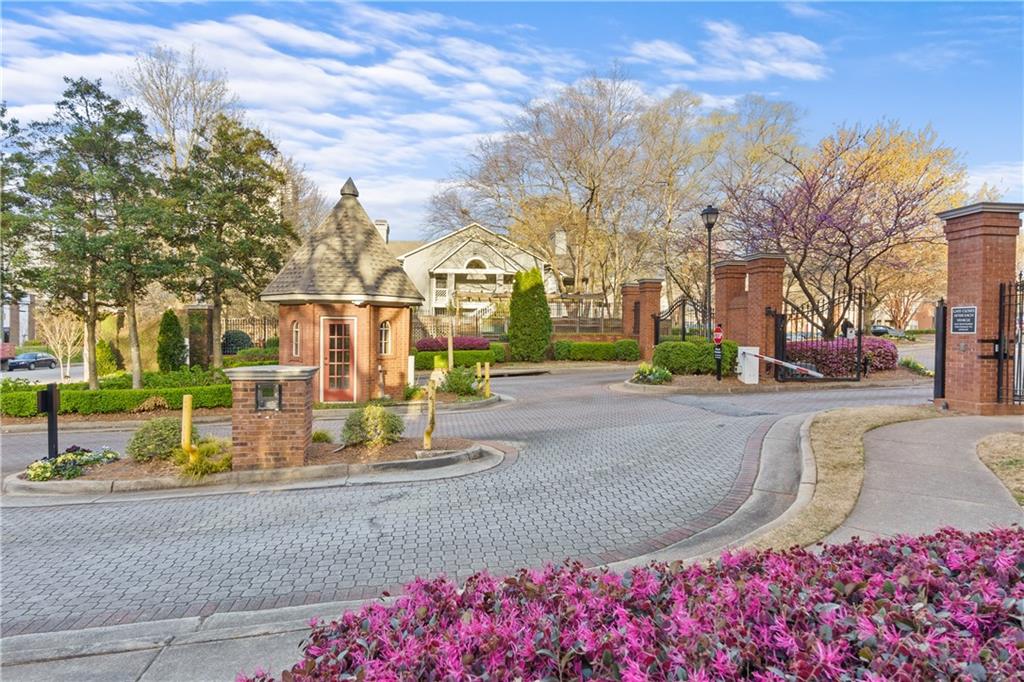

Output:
xmin=0 ymin=395 xmax=505 ymax=434
xmin=1 ymin=445 xmax=499 ymax=497
xmin=617 ymin=377 xmax=929 ymax=396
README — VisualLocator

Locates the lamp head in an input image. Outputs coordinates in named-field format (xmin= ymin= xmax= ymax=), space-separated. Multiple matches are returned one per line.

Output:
xmin=701 ymin=204 xmax=719 ymax=230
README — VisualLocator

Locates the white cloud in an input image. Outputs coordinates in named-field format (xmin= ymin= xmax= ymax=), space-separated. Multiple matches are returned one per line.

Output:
xmin=967 ymin=162 xmax=1024 ymax=202
xmin=627 ymin=39 xmax=696 ymax=65
xmin=226 ymin=15 xmax=368 ymax=56
xmin=669 ymin=21 xmax=828 ymax=82
xmin=783 ymin=3 xmax=829 ymax=19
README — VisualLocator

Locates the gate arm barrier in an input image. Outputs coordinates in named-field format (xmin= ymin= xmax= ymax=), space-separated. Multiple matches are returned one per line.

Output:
xmin=739 ymin=349 xmax=825 ymax=379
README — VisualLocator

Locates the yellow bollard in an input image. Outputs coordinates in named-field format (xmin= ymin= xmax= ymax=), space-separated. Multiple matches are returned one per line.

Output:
xmin=181 ymin=394 xmax=198 ymax=465
xmin=484 ymin=362 xmax=491 ymax=398
xmin=423 ymin=380 xmax=436 ymax=450
xmin=475 ymin=362 xmax=482 ymax=381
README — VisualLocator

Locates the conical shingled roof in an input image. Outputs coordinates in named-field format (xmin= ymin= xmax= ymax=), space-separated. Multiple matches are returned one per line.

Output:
xmin=261 ymin=179 xmax=424 ymax=305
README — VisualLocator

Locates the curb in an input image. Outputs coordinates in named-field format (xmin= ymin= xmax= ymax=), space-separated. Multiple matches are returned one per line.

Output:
xmin=0 ymin=395 xmax=504 ymax=434
xmin=2 ymin=445 xmax=501 ymax=498
xmin=616 ymin=377 xmax=930 ymax=396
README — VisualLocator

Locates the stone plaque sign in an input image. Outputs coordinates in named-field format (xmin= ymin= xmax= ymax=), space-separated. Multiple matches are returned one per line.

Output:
xmin=950 ymin=306 xmax=977 ymax=334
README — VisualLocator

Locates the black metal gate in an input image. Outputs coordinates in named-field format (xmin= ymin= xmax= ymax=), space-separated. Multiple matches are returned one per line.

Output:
xmin=933 ymin=298 xmax=947 ymax=400
xmin=653 ymin=296 xmax=696 ymax=345
xmin=769 ymin=290 xmax=865 ymax=381
xmin=996 ymin=274 xmax=1024 ymax=405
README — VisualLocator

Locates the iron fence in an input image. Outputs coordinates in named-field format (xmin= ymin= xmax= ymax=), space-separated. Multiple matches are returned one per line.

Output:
xmin=996 ymin=275 xmax=1024 ymax=404
xmin=221 ymin=317 xmax=278 ymax=348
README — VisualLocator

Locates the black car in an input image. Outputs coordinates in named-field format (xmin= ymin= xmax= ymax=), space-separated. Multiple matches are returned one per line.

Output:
xmin=870 ymin=324 xmax=905 ymax=338
xmin=6 ymin=352 xmax=58 ymax=370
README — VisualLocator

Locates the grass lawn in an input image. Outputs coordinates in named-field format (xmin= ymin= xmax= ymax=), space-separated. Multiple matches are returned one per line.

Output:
xmin=976 ymin=431 xmax=1024 ymax=505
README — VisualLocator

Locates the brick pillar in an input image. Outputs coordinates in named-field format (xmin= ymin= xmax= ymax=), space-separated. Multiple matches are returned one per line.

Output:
xmin=637 ymin=279 xmax=662 ymax=361
xmin=937 ymin=202 xmax=1023 ymax=415
xmin=744 ymin=254 xmax=786 ymax=378
xmin=714 ymin=261 xmax=747 ymax=345
xmin=621 ymin=283 xmax=640 ymax=339
xmin=224 ymin=365 xmax=318 ymax=470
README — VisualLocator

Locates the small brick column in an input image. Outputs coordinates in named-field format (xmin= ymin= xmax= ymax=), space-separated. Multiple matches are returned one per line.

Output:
xmin=745 ymin=254 xmax=786 ymax=378
xmin=936 ymin=202 xmax=1023 ymax=415
xmin=714 ymin=261 xmax=748 ymax=345
xmin=223 ymin=365 xmax=318 ymax=470
xmin=637 ymin=279 xmax=663 ymax=361
xmin=621 ymin=283 xmax=640 ymax=340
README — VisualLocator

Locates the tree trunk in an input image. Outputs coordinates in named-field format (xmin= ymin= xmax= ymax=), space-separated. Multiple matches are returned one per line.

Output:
xmin=127 ymin=297 xmax=143 ymax=389
xmin=85 ymin=292 xmax=99 ymax=390
xmin=211 ymin=293 xmax=223 ymax=369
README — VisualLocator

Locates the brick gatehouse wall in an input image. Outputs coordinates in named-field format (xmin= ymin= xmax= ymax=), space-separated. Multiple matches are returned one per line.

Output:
xmin=936 ymin=202 xmax=1023 ymax=415
xmin=277 ymin=303 xmax=412 ymax=403
xmin=621 ymin=279 xmax=663 ymax=361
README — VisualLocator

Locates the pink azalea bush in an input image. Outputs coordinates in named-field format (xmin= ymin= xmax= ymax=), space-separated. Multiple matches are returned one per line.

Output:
xmin=415 ymin=336 xmax=492 ymax=352
xmin=786 ymin=336 xmax=898 ymax=377
xmin=240 ymin=528 xmax=1023 ymax=681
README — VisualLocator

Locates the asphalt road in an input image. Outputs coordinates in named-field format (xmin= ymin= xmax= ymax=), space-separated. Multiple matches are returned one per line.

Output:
xmin=1 ymin=362 xmax=84 ymax=385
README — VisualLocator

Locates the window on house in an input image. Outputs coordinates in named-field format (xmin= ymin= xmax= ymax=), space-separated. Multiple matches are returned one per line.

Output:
xmin=466 ymin=258 xmax=486 ymax=269
xmin=378 ymin=320 xmax=392 ymax=356
xmin=291 ymin=320 xmax=301 ymax=357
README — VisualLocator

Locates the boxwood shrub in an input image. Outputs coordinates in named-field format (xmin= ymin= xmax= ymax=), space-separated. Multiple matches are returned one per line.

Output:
xmin=553 ymin=340 xmax=572 ymax=361
xmin=414 ymin=349 xmax=495 ymax=371
xmin=613 ymin=339 xmax=640 ymax=361
xmin=0 ymin=385 xmax=232 ymax=417
xmin=568 ymin=342 xmax=617 ymax=361
xmin=489 ymin=342 xmax=508 ymax=363
xmin=652 ymin=339 xmax=738 ymax=375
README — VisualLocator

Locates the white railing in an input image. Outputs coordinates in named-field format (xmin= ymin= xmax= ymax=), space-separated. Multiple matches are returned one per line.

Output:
xmin=470 ymin=302 xmax=496 ymax=319
xmin=433 ymin=287 xmax=449 ymax=308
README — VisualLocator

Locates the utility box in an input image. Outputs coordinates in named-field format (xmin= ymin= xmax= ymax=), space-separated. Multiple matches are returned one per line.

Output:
xmin=738 ymin=346 xmax=759 ymax=385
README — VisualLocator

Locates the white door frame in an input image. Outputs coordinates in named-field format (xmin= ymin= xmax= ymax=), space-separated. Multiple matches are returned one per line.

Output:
xmin=319 ymin=316 xmax=358 ymax=403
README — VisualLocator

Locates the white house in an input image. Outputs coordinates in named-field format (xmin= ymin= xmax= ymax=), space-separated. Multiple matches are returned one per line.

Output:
xmin=384 ymin=223 xmax=560 ymax=315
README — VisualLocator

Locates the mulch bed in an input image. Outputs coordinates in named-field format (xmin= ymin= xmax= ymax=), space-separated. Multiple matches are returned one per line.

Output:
xmin=306 ymin=437 xmax=475 ymax=465
xmin=76 ymin=458 xmax=180 ymax=480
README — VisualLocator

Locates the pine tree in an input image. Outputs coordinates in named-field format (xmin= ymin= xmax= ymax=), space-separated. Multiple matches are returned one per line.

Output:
xmin=508 ymin=268 xmax=552 ymax=362
xmin=156 ymin=309 xmax=187 ymax=371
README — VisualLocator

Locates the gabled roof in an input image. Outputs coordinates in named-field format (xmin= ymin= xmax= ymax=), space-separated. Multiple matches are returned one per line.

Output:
xmin=386 ymin=240 xmax=425 ymax=258
xmin=261 ymin=179 xmax=424 ymax=305
xmin=396 ymin=223 xmax=549 ymax=264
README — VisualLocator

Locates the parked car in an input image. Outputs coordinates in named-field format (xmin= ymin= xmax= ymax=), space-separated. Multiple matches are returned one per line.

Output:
xmin=871 ymin=324 xmax=905 ymax=338
xmin=6 ymin=351 xmax=58 ymax=370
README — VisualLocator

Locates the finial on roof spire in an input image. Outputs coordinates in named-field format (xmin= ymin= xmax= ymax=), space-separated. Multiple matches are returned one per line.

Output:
xmin=340 ymin=177 xmax=359 ymax=197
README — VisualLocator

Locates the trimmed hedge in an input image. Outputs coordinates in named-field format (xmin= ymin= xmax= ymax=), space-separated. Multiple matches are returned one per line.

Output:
xmin=0 ymin=385 xmax=232 ymax=417
xmin=414 ymin=349 xmax=495 ymax=371
xmin=652 ymin=339 xmax=739 ymax=375
xmin=489 ymin=342 xmax=508 ymax=363
xmin=508 ymin=268 xmax=551 ymax=362
xmin=5 ymin=368 xmax=229 ymax=392
xmin=224 ymin=346 xmax=278 ymax=367
xmin=568 ymin=342 xmax=617 ymax=361
xmin=554 ymin=338 xmax=642 ymax=362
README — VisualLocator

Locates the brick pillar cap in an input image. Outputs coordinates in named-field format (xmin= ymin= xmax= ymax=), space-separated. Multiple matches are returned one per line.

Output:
xmin=937 ymin=202 xmax=1024 ymax=221
xmin=637 ymin=278 xmax=663 ymax=285
xmin=743 ymin=252 xmax=787 ymax=262
xmin=622 ymin=282 xmax=640 ymax=289
xmin=224 ymin=365 xmax=319 ymax=381
xmin=715 ymin=259 xmax=747 ymax=269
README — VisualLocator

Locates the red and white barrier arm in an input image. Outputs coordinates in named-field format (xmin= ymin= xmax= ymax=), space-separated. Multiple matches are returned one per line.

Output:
xmin=739 ymin=349 xmax=825 ymax=379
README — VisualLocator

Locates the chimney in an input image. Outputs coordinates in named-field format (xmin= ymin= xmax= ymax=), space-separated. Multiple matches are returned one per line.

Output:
xmin=374 ymin=219 xmax=390 ymax=244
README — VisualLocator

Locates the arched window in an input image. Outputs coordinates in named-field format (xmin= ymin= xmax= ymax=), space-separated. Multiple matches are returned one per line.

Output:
xmin=378 ymin=320 xmax=392 ymax=356
xmin=291 ymin=320 xmax=301 ymax=357
xmin=465 ymin=258 xmax=487 ymax=269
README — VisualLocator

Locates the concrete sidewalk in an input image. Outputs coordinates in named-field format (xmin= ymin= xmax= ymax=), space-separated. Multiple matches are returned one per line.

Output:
xmin=826 ymin=415 xmax=1023 ymax=544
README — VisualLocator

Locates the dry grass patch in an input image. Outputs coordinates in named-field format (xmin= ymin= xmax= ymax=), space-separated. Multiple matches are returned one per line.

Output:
xmin=749 ymin=404 xmax=940 ymax=551
xmin=977 ymin=432 xmax=1024 ymax=505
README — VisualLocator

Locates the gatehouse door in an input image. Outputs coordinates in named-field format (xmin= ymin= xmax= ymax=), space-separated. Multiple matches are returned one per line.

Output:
xmin=322 ymin=318 xmax=355 ymax=402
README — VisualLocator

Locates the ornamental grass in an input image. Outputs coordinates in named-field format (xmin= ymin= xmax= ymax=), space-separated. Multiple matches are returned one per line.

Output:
xmin=241 ymin=527 xmax=1023 ymax=681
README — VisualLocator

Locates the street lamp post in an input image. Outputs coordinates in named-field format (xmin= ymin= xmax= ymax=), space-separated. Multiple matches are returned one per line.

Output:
xmin=700 ymin=204 xmax=719 ymax=341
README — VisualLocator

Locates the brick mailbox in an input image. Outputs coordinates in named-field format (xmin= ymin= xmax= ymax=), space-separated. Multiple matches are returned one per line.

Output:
xmin=223 ymin=365 xmax=318 ymax=470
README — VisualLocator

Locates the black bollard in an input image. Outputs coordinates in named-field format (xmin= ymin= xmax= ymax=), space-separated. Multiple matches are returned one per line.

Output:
xmin=36 ymin=383 xmax=59 ymax=460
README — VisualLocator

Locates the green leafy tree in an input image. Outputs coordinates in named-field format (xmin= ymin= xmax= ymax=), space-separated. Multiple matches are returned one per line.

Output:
xmin=508 ymin=267 xmax=552 ymax=362
xmin=168 ymin=115 xmax=296 ymax=368
xmin=156 ymin=308 xmax=187 ymax=371
xmin=1 ymin=105 xmax=35 ymax=305
xmin=25 ymin=79 xmax=166 ymax=388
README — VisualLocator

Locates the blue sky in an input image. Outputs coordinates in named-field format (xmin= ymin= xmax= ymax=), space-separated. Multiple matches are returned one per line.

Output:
xmin=3 ymin=1 xmax=1022 ymax=239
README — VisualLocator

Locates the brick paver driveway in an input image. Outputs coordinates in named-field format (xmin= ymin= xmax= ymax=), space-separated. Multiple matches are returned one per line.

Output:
xmin=0 ymin=371 xmax=929 ymax=635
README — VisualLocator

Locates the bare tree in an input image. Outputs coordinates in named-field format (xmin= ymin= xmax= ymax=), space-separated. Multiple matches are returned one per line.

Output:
xmin=36 ymin=309 xmax=83 ymax=378
xmin=279 ymin=156 xmax=330 ymax=235
xmin=121 ymin=45 xmax=237 ymax=173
